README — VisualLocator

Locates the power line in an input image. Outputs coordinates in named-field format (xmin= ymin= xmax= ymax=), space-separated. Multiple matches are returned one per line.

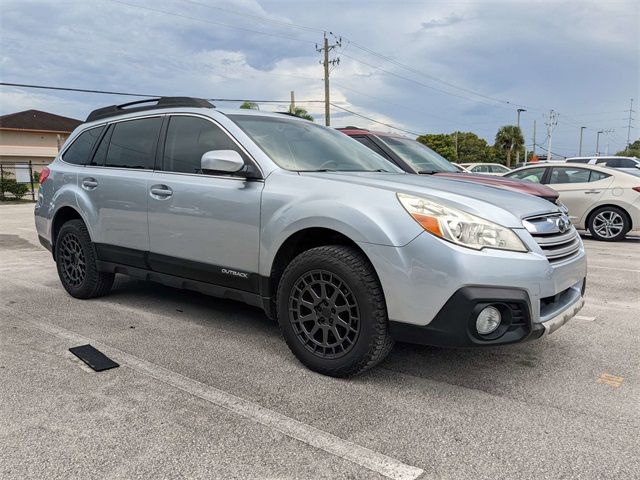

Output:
xmin=175 ymin=0 xmax=324 ymax=33
xmin=0 ymin=82 xmax=324 ymax=103
xmin=339 ymin=52 xmax=511 ymax=110
xmin=105 ymin=0 xmax=317 ymax=45
xmin=330 ymin=103 xmax=421 ymax=136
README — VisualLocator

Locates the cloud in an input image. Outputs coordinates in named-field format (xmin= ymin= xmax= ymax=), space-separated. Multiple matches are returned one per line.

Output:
xmin=420 ymin=14 xmax=464 ymax=30
xmin=0 ymin=0 xmax=637 ymax=154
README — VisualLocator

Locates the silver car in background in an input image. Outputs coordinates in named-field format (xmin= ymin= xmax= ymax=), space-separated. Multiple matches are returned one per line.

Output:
xmin=34 ymin=97 xmax=587 ymax=377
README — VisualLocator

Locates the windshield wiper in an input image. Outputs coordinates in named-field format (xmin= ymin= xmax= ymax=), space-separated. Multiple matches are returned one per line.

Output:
xmin=417 ymin=170 xmax=440 ymax=174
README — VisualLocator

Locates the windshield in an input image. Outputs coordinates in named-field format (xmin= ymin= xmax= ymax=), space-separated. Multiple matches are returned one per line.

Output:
xmin=230 ymin=115 xmax=402 ymax=172
xmin=377 ymin=135 xmax=458 ymax=173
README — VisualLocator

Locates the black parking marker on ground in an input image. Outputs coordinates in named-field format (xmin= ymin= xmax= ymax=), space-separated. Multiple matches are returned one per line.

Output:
xmin=69 ymin=344 xmax=119 ymax=372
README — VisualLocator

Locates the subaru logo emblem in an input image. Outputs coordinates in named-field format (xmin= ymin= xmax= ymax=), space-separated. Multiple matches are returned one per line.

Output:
xmin=556 ymin=215 xmax=570 ymax=233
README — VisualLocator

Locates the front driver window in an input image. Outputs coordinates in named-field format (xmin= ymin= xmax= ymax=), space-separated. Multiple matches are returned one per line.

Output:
xmin=163 ymin=116 xmax=246 ymax=174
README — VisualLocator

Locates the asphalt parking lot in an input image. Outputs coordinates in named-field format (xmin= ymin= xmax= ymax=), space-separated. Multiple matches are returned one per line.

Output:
xmin=1 ymin=202 xmax=638 ymax=480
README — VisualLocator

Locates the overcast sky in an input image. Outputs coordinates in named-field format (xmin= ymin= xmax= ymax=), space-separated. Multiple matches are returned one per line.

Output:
xmin=1 ymin=0 xmax=638 ymax=157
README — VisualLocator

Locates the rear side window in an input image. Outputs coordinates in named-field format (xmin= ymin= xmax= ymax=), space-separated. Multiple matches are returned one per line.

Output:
xmin=490 ymin=164 xmax=510 ymax=173
xmin=105 ymin=117 xmax=162 ymax=169
xmin=588 ymin=171 xmax=611 ymax=182
xmin=62 ymin=126 xmax=105 ymax=165
xmin=471 ymin=164 xmax=490 ymax=173
xmin=162 ymin=116 xmax=245 ymax=174
xmin=548 ymin=167 xmax=591 ymax=184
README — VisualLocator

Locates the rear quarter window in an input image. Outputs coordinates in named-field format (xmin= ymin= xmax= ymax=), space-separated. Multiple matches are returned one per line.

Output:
xmin=62 ymin=126 xmax=105 ymax=165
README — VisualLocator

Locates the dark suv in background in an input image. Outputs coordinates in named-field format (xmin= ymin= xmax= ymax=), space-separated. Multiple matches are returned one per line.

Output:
xmin=338 ymin=127 xmax=559 ymax=203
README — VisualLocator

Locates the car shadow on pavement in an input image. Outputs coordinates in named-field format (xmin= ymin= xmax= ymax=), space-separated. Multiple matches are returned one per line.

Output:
xmin=102 ymin=274 xmax=558 ymax=396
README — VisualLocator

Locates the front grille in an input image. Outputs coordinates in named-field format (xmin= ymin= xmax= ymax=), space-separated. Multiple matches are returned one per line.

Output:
xmin=523 ymin=213 xmax=581 ymax=264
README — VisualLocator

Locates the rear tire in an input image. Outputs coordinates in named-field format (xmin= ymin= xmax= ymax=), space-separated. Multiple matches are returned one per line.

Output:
xmin=55 ymin=219 xmax=114 ymax=298
xmin=588 ymin=206 xmax=630 ymax=241
xmin=277 ymin=245 xmax=393 ymax=377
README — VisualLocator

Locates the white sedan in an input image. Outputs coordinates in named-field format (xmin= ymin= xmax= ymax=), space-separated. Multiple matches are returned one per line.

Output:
xmin=459 ymin=163 xmax=511 ymax=175
xmin=504 ymin=163 xmax=640 ymax=241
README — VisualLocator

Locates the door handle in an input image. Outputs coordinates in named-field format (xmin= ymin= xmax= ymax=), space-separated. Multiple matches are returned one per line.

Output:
xmin=150 ymin=185 xmax=173 ymax=198
xmin=82 ymin=178 xmax=98 ymax=190
xmin=584 ymin=190 xmax=601 ymax=194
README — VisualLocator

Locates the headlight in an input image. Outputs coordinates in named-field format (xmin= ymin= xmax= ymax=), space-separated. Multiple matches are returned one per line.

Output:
xmin=397 ymin=193 xmax=528 ymax=252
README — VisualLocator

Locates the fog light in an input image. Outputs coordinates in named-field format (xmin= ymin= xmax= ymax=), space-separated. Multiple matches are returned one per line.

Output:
xmin=476 ymin=306 xmax=501 ymax=335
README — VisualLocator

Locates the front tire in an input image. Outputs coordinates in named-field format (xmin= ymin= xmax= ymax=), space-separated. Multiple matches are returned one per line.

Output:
xmin=55 ymin=219 xmax=114 ymax=298
xmin=277 ymin=245 xmax=393 ymax=377
xmin=588 ymin=206 xmax=630 ymax=241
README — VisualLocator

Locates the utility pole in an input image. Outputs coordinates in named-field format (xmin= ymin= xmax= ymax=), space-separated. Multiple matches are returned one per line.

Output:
xmin=316 ymin=32 xmax=341 ymax=126
xmin=455 ymin=131 xmax=459 ymax=161
xmin=532 ymin=120 xmax=536 ymax=157
xmin=596 ymin=129 xmax=614 ymax=156
xmin=578 ymin=126 xmax=586 ymax=156
xmin=290 ymin=91 xmax=295 ymax=113
xmin=545 ymin=110 xmax=558 ymax=161
xmin=625 ymin=98 xmax=635 ymax=147
xmin=516 ymin=108 xmax=526 ymax=164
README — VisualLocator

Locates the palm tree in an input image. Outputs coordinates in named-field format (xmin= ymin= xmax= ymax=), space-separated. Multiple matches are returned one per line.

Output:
xmin=288 ymin=106 xmax=314 ymax=121
xmin=495 ymin=125 xmax=524 ymax=168
xmin=239 ymin=101 xmax=259 ymax=110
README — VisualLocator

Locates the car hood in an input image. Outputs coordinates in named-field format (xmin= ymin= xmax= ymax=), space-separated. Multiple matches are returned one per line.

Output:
xmin=433 ymin=172 xmax=559 ymax=202
xmin=298 ymin=171 xmax=562 ymax=228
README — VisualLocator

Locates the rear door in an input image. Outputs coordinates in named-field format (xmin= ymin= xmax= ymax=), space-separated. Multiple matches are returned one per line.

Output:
xmin=545 ymin=166 xmax=614 ymax=224
xmin=147 ymin=114 xmax=263 ymax=292
xmin=80 ymin=116 xmax=162 ymax=262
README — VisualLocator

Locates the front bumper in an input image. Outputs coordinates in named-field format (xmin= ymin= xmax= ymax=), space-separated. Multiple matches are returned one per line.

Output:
xmin=358 ymin=230 xmax=587 ymax=347
xmin=388 ymin=281 xmax=585 ymax=347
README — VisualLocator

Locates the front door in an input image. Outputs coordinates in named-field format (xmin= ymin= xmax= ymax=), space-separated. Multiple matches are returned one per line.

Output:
xmin=147 ymin=114 xmax=263 ymax=292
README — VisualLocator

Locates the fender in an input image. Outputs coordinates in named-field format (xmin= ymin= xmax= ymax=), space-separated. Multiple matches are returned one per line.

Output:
xmin=258 ymin=173 xmax=424 ymax=277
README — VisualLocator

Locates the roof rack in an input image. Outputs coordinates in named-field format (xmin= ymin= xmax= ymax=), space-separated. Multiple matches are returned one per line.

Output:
xmin=86 ymin=97 xmax=215 ymax=122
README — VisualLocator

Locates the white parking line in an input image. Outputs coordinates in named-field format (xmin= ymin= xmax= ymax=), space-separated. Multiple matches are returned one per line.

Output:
xmin=20 ymin=315 xmax=425 ymax=480
xmin=574 ymin=315 xmax=596 ymax=322
xmin=589 ymin=265 xmax=640 ymax=273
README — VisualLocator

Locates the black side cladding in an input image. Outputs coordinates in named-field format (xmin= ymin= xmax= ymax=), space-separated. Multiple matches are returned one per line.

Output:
xmin=69 ymin=344 xmax=119 ymax=372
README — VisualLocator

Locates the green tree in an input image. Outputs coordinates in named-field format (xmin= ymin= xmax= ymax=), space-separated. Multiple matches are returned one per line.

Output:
xmin=239 ymin=101 xmax=259 ymax=110
xmin=455 ymin=131 xmax=493 ymax=163
xmin=416 ymin=133 xmax=457 ymax=161
xmin=494 ymin=125 xmax=524 ymax=168
xmin=616 ymin=139 xmax=640 ymax=157
xmin=288 ymin=106 xmax=314 ymax=121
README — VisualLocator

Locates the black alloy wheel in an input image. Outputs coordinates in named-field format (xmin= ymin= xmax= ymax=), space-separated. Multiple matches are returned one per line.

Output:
xmin=289 ymin=269 xmax=360 ymax=358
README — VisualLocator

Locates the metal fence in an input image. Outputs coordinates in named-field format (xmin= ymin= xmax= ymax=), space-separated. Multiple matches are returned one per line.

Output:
xmin=0 ymin=160 xmax=51 ymax=201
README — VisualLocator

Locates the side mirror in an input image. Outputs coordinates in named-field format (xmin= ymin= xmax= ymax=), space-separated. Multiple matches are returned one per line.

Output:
xmin=201 ymin=150 xmax=244 ymax=173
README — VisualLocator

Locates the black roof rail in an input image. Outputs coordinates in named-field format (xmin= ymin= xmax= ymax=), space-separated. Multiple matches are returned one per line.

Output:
xmin=86 ymin=97 xmax=215 ymax=122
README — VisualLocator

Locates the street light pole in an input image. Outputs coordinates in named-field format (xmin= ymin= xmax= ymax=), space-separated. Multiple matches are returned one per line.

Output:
xmin=596 ymin=130 xmax=603 ymax=156
xmin=578 ymin=126 xmax=586 ymax=156
xmin=516 ymin=108 xmax=526 ymax=164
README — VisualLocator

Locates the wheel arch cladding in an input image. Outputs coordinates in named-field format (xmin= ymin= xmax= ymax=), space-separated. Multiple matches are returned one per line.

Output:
xmin=267 ymin=227 xmax=379 ymax=301
xmin=52 ymin=206 xmax=85 ymax=257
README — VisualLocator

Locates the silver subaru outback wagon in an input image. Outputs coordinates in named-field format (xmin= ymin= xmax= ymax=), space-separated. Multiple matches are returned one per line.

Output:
xmin=35 ymin=97 xmax=587 ymax=377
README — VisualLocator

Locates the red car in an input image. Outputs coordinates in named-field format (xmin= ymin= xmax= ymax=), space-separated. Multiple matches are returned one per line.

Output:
xmin=338 ymin=127 xmax=559 ymax=203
